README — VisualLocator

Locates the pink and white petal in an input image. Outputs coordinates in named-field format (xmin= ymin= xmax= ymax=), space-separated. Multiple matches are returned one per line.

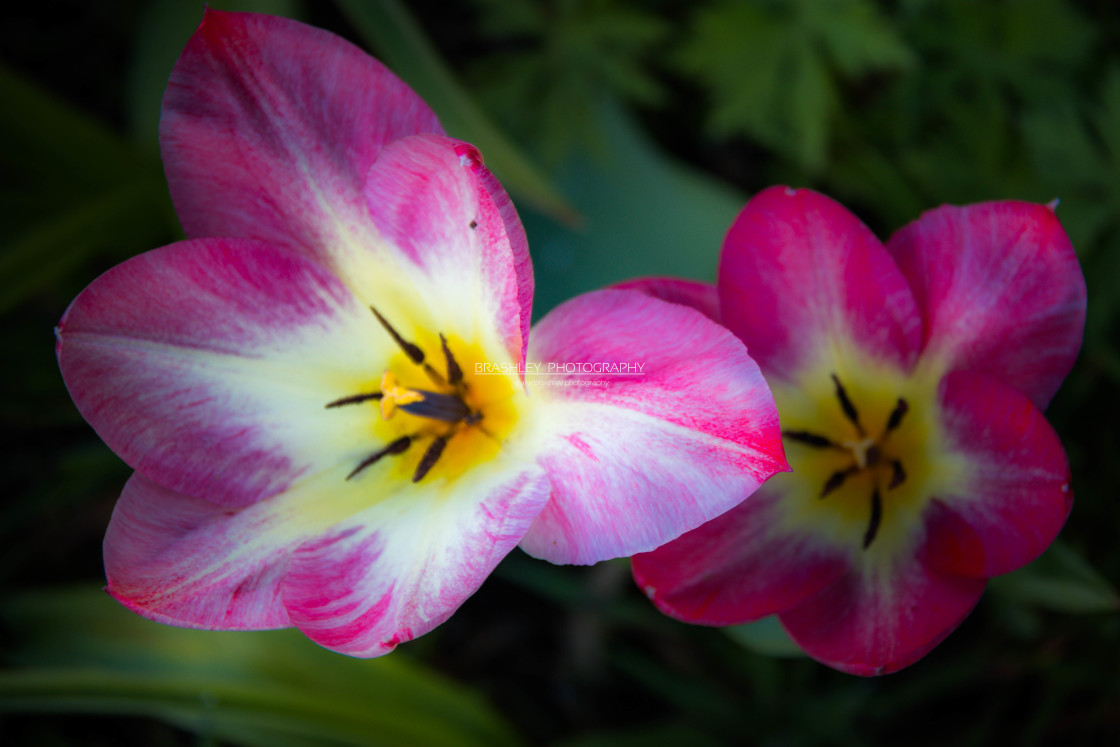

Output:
xmin=779 ymin=553 xmax=986 ymax=676
xmin=519 ymin=289 xmax=788 ymax=565
xmin=105 ymin=472 xmax=305 ymax=630
xmin=718 ymin=187 xmax=923 ymax=383
xmin=612 ymin=277 xmax=722 ymax=324
xmin=888 ymin=201 xmax=1086 ymax=408
xmin=57 ymin=239 xmax=387 ymax=508
xmin=161 ymin=9 xmax=440 ymax=273
xmin=362 ymin=134 xmax=532 ymax=363
xmin=282 ymin=460 xmax=550 ymax=656
xmin=632 ymin=482 xmax=849 ymax=625
xmin=923 ymin=371 xmax=1073 ymax=579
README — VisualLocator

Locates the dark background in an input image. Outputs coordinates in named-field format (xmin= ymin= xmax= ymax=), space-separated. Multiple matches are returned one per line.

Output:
xmin=2 ymin=1 xmax=1118 ymax=744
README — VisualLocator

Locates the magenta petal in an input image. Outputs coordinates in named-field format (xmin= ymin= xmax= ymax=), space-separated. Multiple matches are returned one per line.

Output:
xmin=780 ymin=554 xmax=986 ymax=676
xmin=364 ymin=134 xmax=532 ymax=362
xmin=520 ymin=289 xmax=788 ymax=565
xmin=719 ymin=187 xmax=923 ymax=382
xmin=57 ymin=238 xmax=378 ymax=507
xmin=612 ymin=277 xmax=722 ymax=324
xmin=105 ymin=473 xmax=297 ymax=629
xmin=161 ymin=9 xmax=440 ymax=269
xmin=888 ymin=201 xmax=1086 ymax=408
xmin=632 ymin=483 xmax=848 ymax=625
xmin=924 ymin=371 xmax=1073 ymax=579
xmin=282 ymin=465 xmax=550 ymax=656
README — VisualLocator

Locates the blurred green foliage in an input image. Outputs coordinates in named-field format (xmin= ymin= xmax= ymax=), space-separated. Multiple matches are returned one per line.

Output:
xmin=2 ymin=0 xmax=1119 ymax=745
xmin=1 ymin=588 xmax=518 ymax=746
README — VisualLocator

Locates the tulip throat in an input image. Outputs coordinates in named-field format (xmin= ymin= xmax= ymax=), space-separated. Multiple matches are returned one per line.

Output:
xmin=780 ymin=370 xmax=934 ymax=551
xmin=325 ymin=306 xmax=518 ymax=484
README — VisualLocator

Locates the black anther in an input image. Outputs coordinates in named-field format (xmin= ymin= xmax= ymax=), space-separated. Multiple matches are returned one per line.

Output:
xmin=346 ymin=436 xmax=412 ymax=480
xmin=888 ymin=459 xmax=907 ymax=489
xmin=441 ymin=333 xmax=463 ymax=385
xmin=370 ymin=306 xmax=426 ymax=364
xmin=325 ymin=392 xmax=383 ymax=408
xmin=862 ymin=489 xmax=883 ymax=549
xmin=831 ymin=373 xmax=864 ymax=436
xmin=783 ymin=430 xmax=839 ymax=449
xmin=413 ymin=434 xmax=450 ymax=482
xmin=885 ymin=397 xmax=909 ymax=433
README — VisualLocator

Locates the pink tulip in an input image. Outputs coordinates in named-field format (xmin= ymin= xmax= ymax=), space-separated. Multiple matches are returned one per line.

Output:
xmin=55 ymin=11 xmax=787 ymax=657
xmin=631 ymin=186 xmax=1086 ymax=675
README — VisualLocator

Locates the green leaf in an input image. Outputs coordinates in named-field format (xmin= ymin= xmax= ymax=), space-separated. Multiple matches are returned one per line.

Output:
xmin=0 ymin=177 xmax=175 ymax=316
xmin=724 ymin=616 xmax=806 ymax=658
xmin=906 ymin=0 xmax=1094 ymax=104
xmin=1 ymin=587 xmax=521 ymax=747
xmin=804 ymin=0 xmax=913 ymax=76
xmin=989 ymin=540 xmax=1120 ymax=614
xmin=523 ymin=96 xmax=746 ymax=316
xmin=332 ymin=0 xmax=576 ymax=224
xmin=467 ymin=0 xmax=667 ymax=162
xmin=676 ymin=0 xmax=911 ymax=171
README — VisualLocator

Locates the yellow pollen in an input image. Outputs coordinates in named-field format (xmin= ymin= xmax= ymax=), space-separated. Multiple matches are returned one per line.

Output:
xmin=379 ymin=370 xmax=424 ymax=420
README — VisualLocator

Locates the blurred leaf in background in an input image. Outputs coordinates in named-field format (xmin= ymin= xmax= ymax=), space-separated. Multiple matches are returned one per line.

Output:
xmin=334 ymin=0 xmax=578 ymax=223
xmin=673 ymin=0 xmax=912 ymax=173
xmin=467 ymin=0 xmax=669 ymax=164
xmin=0 ymin=587 xmax=520 ymax=746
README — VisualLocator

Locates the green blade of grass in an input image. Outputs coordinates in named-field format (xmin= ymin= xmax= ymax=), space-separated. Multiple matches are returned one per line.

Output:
xmin=332 ymin=0 xmax=577 ymax=225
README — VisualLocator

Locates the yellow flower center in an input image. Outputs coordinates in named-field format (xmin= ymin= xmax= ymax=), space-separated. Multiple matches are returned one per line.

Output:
xmin=769 ymin=355 xmax=968 ymax=557
xmin=326 ymin=306 xmax=520 ymax=484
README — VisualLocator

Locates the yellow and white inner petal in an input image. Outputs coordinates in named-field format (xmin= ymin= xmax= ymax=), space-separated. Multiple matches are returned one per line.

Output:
xmin=770 ymin=344 xmax=970 ymax=566
xmin=58 ymin=236 xmax=529 ymax=514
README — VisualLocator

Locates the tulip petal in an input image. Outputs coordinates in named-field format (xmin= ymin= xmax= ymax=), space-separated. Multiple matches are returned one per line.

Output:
xmin=780 ymin=552 xmax=986 ymax=676
xmin=888 ymin=201 xmax=1086 ymax=408
xmin=924 ymin=371 xmax=1073 ymax=579
xmin=282 ymin=461 xmax=550 ymax=656
xmin=519 ymin=289 xmax=787 ymax=565
xmin=612 ymin=277 xmax=722 ymax=324
xmin=57 ymin=238 xmax=390 ymax=508
xmin=632 ymin=481 xmax=848 ymax=625
xmin=161 ymin=9 xmax=440 ymax=272
xmin=719 ymin=187 xmax=923 ymax=383
xmin=105 ymin=473 xmax=302 ymax=630
xmin=362 ymin=134 xmax=532 ymax=363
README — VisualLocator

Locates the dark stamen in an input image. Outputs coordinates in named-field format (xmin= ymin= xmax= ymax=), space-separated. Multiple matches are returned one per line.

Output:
xmin=863 ymin=488 xmax=883 ymax=549
xmin=831 ymin=373 xmax=864 ymax=436
xmin=885 ymin=397 xmax=909 ymax=434
xmin=888 ymin=459 xmax=907 ymax=489
xmin=469 ymin=220 xmax=478 ymax=229
xmin=398 ymin=389 xmax=471 ymax=423
xmin=346 ymin=436 xmax=412 ymax=480
xmin=413 ymin=434 xmax=450 ymax=482
xmin=441 ymin=333 xmax=463 ymax=385
xmin=821 ymin=465 xmax=859 ymax=498
xmin=865 ymin=444 xmax=882 ymax=468
xmin=783 ymin=430 xmax=840 ymax=449
xmin=325 ymin=392 xmax=383 ymax=409
xmin=370 ymin=306 xmax=426 ymax=364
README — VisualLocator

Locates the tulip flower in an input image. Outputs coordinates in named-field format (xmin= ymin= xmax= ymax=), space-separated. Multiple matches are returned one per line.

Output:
xmin=55 ymin=11 xmax=786 ymax=657
xmin=630 ymin=186 xmax=1085 ymax=675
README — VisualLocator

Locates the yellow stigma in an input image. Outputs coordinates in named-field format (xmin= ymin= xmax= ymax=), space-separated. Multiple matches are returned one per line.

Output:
xmin=378 ymin=370 xmax=424 ymax=420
